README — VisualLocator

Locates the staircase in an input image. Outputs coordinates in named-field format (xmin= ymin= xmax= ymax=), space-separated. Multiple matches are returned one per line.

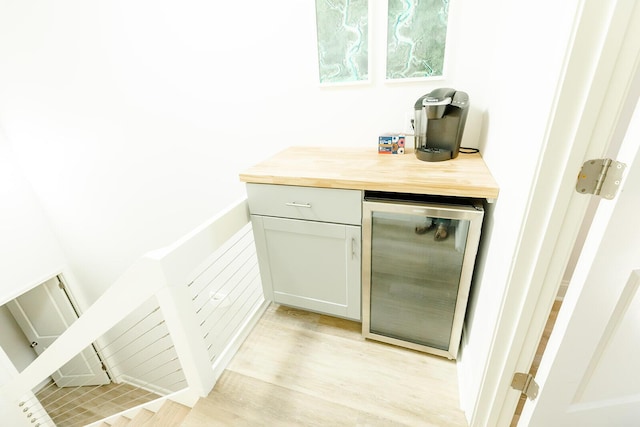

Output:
xmin=0 ymin=199 xmax=269 ymax=427
xmin=98 ymin=400 xmax=191 ymax=427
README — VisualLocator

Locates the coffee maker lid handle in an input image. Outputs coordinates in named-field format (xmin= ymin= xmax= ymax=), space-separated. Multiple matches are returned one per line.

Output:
xmin=422 ymin=96 xmax=452 ymax=106
xmin=414 ymin=94 xmax=428 ymax=109
xmin=423 ymin=87 xmax=456 ymax=105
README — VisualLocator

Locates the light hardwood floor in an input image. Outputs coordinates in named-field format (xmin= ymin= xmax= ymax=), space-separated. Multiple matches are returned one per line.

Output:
xmin=183 ymin=304 xmax=468 ymax=426
xmin=36 ymin=381 xmax=160 ymax=427
xmin=510 ymin=299 xmax=563 ymax=426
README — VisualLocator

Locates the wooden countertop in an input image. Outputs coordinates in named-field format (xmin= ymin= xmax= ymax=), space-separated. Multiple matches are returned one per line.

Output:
xmin=239 ymin=146 xmax=499 ymax=200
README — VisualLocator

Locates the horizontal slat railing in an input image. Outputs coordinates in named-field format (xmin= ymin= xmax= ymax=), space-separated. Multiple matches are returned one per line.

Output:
xmin=0 ymin=198 xmax=267 ymax=426
xmin=188 ymin=223 xmax=264 ymax=370
xmin=33 ymin=300 xmax=185 ymax=427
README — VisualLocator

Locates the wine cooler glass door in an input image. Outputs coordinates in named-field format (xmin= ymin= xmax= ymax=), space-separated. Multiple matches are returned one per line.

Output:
xmin=362 ymin=199 xmax=483 ymax=359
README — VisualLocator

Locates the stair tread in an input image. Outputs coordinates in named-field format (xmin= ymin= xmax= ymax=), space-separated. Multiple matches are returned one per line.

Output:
xmin=141 ymin=400 xmax=191 ymax=427
xmin=128 ymin=408 xmax=155 ymax=425
xmin=110 ymin=415 xmax=132 ymax=427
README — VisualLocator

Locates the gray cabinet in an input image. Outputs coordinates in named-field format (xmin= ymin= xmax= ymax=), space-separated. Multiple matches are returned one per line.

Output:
xmin=247 ymin=184 xmax=362 ymax=320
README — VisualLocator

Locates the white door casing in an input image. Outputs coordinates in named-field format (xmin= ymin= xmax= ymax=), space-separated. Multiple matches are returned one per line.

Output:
xmin=6 ymin=276 xmax=111 ymax=387
xmin=475 ymin=0 xmax=640 ymax=425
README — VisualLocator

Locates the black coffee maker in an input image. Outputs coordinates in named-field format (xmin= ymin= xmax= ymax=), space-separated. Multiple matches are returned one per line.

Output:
xmin=414 ymin=88 xmax=469 ymax=162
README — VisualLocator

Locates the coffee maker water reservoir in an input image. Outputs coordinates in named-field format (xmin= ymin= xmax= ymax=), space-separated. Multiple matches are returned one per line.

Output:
xmin=414 ymin=88 xmax=469 ymax=162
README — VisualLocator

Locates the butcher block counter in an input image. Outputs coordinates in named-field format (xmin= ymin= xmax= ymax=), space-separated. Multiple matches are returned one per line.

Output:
xmin=239 ymin=146 xmax=499 ymax=201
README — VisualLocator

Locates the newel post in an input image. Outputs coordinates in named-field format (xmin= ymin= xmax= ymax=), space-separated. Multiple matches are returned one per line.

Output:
xmin=145 ymin=199 xmax=251 ymax=398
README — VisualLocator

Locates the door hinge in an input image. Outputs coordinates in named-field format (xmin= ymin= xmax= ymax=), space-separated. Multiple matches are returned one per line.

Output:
xmin=576 ymin=158 xmax=626 ymax=199
xmin=511 ymin=372 xmax=539 ymax=400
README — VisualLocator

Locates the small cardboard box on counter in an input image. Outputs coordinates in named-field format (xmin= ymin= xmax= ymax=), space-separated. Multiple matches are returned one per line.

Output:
xmin=378 ymin=134 xmax=405 ymax=154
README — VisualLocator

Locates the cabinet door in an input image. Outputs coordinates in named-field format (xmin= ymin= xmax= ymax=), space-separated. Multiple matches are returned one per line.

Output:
xmin=251 ymin=215 xmax=361 ymax=320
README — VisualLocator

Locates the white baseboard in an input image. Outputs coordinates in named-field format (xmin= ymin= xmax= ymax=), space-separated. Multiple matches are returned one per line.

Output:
xmin=119 ymin=374 xmax=175 ymax=397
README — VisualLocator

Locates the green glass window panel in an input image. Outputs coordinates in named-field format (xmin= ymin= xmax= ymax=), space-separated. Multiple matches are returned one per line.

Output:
xmin=386 ymin=0 xmax=449 ymax=79
xmin=315 ymin=0 xmax=369 ymax=84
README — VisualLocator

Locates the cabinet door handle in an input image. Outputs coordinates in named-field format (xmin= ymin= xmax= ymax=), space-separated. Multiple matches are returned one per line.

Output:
xmin=285 ymin=202 xmax=312 ymax=208
xmin=351 ymin=237 xmax=356 ymax=258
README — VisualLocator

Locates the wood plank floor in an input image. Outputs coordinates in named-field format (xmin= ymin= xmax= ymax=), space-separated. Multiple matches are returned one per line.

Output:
xmin=510 ymin=299 xmax=563 ymax=426
xmin=36 ymin=381 xmax=160 ymax=427
xmin=184 ymin=304 xmax=468 ymax=426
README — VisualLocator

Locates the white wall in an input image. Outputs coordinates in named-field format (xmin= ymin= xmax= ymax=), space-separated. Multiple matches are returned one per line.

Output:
xmin=0 ymin=0 xmax=495 ymax=305
xmin=0 ymin=133 xmax=65 ymax=384
xmin=0 ymin=132 xmax=67 ymax=304
xmin=0 ymin=0 xmax=578 ymax=422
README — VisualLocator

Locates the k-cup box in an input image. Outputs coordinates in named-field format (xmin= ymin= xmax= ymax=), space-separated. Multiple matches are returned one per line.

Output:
xmin=378 ymin=134 xmax=405 ymax=154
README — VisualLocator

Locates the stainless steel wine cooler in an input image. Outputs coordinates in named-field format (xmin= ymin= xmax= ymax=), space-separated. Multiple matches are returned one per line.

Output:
xmin=362 ymin=192 xmax=484 ymax=359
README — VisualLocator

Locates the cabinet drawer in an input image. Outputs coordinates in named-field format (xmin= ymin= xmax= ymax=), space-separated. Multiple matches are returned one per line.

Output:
xmin=246 ymin=184 xmax=362 ymax=225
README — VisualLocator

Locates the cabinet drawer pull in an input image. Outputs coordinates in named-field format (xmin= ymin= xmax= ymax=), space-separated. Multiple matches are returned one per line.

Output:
xmin=285 ymin=202 xmax=312 ymax=208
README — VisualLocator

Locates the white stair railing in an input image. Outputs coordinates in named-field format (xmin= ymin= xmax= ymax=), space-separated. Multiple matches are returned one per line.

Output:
xmin=0 ymin=198 xmax=267 ymax=427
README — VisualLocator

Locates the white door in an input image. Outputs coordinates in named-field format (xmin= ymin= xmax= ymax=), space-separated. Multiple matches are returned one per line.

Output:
xmin=520 ymin=96 xmax=640 ymax=425
xmin=7 ymin=276 xmax=111 ymax=387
